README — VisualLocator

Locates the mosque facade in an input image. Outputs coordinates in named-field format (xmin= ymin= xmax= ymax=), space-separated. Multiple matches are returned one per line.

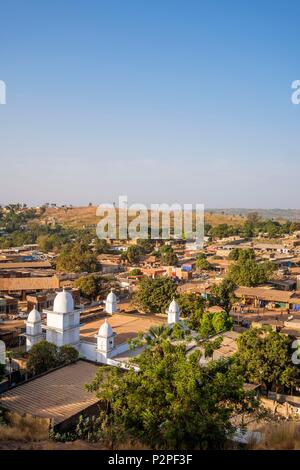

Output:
xmin=24 ymin=288 xmax=181 ymax=368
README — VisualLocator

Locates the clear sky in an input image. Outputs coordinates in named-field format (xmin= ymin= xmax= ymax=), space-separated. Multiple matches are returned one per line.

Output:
xmin=0 ymin=0 xmax=300 ymax=208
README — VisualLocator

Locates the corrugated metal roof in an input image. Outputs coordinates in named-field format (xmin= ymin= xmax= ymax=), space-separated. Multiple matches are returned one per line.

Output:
xmin=0 ymin=261 xmax=52 ymax=269
xmin=0 ymin=276 xmax=60 ymax=291
xmin=235 ymin=287 xmax=300 ymax=304
xmin=0 ymin=361 xmax=100 ymax=424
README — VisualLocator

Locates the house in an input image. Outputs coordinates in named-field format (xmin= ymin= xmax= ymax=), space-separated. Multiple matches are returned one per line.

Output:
xmin=0 ymin=276 xmax=60 ymax=297
xmin=234 ymin=286 xmax=300 ymax=310
xmin=253 ymin=243 xmax=290 ymax=254
xmin=0 ymin=296 xmax=18 ymax=316
xmin=0 ymin=361 xmax=101 ymax=432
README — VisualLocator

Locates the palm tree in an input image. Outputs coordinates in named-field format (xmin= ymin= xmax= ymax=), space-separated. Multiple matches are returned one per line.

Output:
xmin=145 ymin=325 xmax=171 ymax=345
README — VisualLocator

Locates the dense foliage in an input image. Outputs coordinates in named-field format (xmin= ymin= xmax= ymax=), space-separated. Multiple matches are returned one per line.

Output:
xmin=86 ymin=342 xmax=255 ymax=449
xmin=195 ymin=253 xmax=210 ymax=270
xmin=27 ymin=341 xmax=79 ymax=375
xmin=198 ymin=311 xmax=234 ymax=338
xmin=206 ymin=212 xmax=300 ymax=240
xmin=209 ymin=279 xmax=237 ymax=313
xmin=236 ymin=328 xmax=299 ymax=393
xmin=74 ymin=274 xmax=102 ymax=299
xmin=177 ymin=293 xmax=204 ymax=328
xmin=56 ymin=242 xmax=101 ymax=273
xmin=159 ymin=245 xmax=178 ymax=266
xmin=228 ymin=257 xmax=274 ymax=287
xmin=134 ymin=277 xmax=177 ymax=314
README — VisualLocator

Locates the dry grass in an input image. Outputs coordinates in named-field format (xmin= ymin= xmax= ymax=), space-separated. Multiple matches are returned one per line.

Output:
xmin=253 ymin=421 xmax=300 ymax=450
xmin=42 ymin=206 xmax=244 ymax=229
xmin=0 ymin=412 xmax=49 ymax=441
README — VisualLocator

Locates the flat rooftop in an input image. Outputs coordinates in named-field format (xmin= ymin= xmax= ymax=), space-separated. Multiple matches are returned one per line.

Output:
xmin=0 ymin=360 xmax=100 ymax=425
xmin=80 ymin=312 xmax=167 ymax=346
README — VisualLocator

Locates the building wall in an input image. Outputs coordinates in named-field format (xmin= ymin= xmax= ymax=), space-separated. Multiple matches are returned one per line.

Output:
xmin=79 ymin=339 xmax=131 ymax=364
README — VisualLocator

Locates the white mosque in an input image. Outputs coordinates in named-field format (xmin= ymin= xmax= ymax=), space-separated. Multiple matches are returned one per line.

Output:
xmin=24 ymin=288 xmax=181 ymax=368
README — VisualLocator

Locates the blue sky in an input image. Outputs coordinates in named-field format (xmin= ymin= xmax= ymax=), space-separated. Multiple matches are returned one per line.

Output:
xmin=0 ymin=0 xmax=300 ymax=208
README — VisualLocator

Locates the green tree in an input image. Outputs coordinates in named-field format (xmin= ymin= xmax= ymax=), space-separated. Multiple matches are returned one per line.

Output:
xmin=56 ymin=242 xmax=101 ymax=273
xmin=74 ymin=274 xmax=102 ymax=299
xmin=145 ymin=325 xmax=171 ymax=345
xmin=58 ymin=344 xmax=79 ymax=364
xmin=122 ymin=245 xmax=145 ymax=264
xmin=204 ymin=337 xmax=223 ymax=358
xmin=27 ymin=341 xmax=59 ymax=375
xmin=177 ymin=293 xmax=205 ymax=329
xmin=27 ymin=341 xmax=80 ymax=376
xmin=212 ymin=311 xmax=234 ymax=333
xmin=199 ymin=311 xmax=233 ymax=338
xmin=136 ymin=239 xmax=155 ymax=254
xmin=129 ymin=268 xmax=143 ymax=276
xmin=228 ymin=258 xmax=274 ymax=287
xmin=134 ymin=277 xmax=177 ymax=313
xmin=236 ymin=328 xmax=299 ymax=393
xmin=195 ymin=253 xmax=210 ymax=270
xmin=209 ymin=224 xmax=240 ymax=239
xmin=209 ymin=279 xmax=236 ymax=312
xmin=87 ymin=342 xmax=253 ymax=449
xmin=159 ymin=245 xmax=178 ymax=266
xmin=199 ymin=313 xmax=215 ymax=338
xmin=94 ymin=238 xmax=109 ymax=254
xmin=229 ymin=248 xmax=255 ymax=262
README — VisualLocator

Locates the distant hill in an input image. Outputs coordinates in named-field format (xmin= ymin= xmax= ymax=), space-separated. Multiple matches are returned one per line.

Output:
xmin=39 ymin=207 xmax=300 ymax=231
xmin=42 ymin=206 xmax=244 ymax=229
xmin=208 ymin=209 xmax=300 ymax=222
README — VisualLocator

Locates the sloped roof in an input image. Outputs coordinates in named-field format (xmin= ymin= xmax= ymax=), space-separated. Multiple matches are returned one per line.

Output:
xmin=234 ymin=286 xmax=300 ymax=304
xmin=0 ymin=276 xmax=60 ymax=292
xmin=0 ymin=361 xmax=100 ymax=425
xmin=0 ymin=261 xmax=52 ymax=270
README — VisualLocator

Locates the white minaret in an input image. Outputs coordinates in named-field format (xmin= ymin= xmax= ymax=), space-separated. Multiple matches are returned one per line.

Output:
xmin=44 ymin=288 xmax=81 ymax=348
xmin=25 ymin=306 xmax=43 ymax=351
xmin=166 ymin=298 xmax=180 ymax=324
xmin=105 ymin=289 xmax=118 ymax=314
xmin=97 ymin=319 xmax=115 ymax=357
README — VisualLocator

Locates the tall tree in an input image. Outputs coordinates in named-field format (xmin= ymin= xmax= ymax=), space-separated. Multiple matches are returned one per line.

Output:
xmin=87 ymin=342 xmax=254 ymax=450
xmin=74 ymin=274 xmax=102 ymax=299
xmin=236 ymin=328 xmax=299 ymax=393
xmin=209 ymin=279 xmax=236 ymax=312
xmin=134 ymin=277 xmax=177 ymax=314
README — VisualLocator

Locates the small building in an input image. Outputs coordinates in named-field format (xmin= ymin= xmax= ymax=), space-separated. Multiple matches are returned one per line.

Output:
xmin=234 ymin=286 xmax=300 ymax=310
xmin=0 ymin=361 xmax=101 ymax=431
xmin=0 ymin=276 xmax=60 ymax=297
xmin=0 ymin=296 xmax=18 ymax=316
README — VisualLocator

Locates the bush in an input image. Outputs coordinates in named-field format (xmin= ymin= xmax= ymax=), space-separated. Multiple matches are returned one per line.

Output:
xmin=27 ymin=341 xmax=79 ymax=375
xmin=58 ymin=344 xmax=79 ymax=364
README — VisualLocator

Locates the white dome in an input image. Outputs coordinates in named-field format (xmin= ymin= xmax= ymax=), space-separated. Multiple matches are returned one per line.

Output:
xmin=106 ymin=290 xmax=117 ymax=303
xmin=168 ymin=299 xmax=180 ymax=314
xmin=53 ymin=289 xmax=74 ymax=313
xmin=27 ymin=307 xmax=41 ymax=323
xmin=98 ymin=319 xmax=113 ymax=338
